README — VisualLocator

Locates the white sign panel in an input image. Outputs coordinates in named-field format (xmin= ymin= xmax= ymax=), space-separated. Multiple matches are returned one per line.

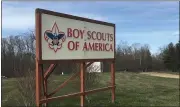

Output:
xmin=41 ymin=13 xmax=115 ymax=60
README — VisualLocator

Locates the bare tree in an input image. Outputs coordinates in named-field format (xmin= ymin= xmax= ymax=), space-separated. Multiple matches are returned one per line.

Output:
xmin=15 ymin=70 xmax=36 ymax=106
xmin=4 ymin=70 xmax=36 ymax=106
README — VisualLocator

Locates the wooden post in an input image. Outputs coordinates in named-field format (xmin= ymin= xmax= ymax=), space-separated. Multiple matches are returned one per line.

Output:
xmin=44 ymin=78 xmax=48 ymax=107
xmin=80 ymin=62 xmax=85 ymax=107
xmin=36 ymin=8 xmax=42 ymax=107
xmin=36 ymin=61 xmax=42 ymax=107
xmin=111 ymin=61 xmax=115 ymax=103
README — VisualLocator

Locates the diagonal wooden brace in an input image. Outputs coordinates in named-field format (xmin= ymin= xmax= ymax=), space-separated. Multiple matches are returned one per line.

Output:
xmin=85 ymin=62 xmax=93 ymax=68
xmin=44 ymin=64 xmax=57 ymax=79
xmin=43 ymin=78 xmax=48 ymax=96
xmin=48 ymin=71 xmax=80 ymax=97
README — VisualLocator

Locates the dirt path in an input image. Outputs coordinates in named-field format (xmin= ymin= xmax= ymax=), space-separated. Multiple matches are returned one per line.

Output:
xmin=140 ymin=72 xmax=179 ymax=79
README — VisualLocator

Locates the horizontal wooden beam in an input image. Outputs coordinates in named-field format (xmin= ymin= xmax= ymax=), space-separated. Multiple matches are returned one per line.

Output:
xmin=41 ymin=92 xmax=82 ymax=104
xmin=38 ymin=59 xmax=115 ymax=64
xmin=48 ymin=71 xmax=80 ymax=97
xmin=85 ymin=86 xmax=113 ymax=95
xmin=40 ymin=86 xmax=114 ymax=104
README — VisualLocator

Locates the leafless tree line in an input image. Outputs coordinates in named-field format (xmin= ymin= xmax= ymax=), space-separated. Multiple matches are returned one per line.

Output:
xmin=2 ymin=31 xmax=175 ymax=78
xmin=103 ymin=41 xmax=166 ymax=72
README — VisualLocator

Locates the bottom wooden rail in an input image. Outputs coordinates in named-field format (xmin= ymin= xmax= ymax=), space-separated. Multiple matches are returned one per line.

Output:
xmin=85 ymin=86 xmax=113 ymax=95
xmin=40 ymin=86 xmax=114 ymax=104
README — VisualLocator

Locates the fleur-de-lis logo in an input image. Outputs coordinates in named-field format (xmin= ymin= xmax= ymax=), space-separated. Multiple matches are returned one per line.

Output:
xmin=44 ymin=22 xmax=66 ymax=52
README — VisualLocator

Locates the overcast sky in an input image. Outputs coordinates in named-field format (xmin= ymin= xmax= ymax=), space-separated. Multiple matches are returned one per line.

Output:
xmin=2 ymin=1 xmax=179 ymax=54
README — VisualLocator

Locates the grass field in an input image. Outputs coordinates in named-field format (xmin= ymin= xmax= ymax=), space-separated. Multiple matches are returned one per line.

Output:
xmin=2 ymin=72 xmax=179 ymax=107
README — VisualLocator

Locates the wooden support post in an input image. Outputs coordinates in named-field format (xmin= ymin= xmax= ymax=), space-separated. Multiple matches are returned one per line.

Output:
xmin=80 ymin=62 xmax=85 ymax=107
xmin=40 ymin=64 xmax=44 ymax=104
xmin=44 ymin=78 xmax=48 ymax=107
xmin=111 ymin=61 xmax=115 ymax=103
xmin=36 ymin=61 xmax=42 ymax=107
xmin=35 ymin=9 xmax=42 ymax=107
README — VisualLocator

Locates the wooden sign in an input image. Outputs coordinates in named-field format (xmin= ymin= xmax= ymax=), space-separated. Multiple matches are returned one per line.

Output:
xmin=35 ymin=8 xmax=116 ymax=107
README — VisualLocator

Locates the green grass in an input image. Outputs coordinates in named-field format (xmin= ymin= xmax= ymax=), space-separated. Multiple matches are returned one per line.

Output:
xmin=2 ymin=72 xmax=179 ymax=106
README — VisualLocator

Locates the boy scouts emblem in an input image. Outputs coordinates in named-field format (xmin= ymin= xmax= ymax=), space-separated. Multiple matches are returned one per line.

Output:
xmin=44 ymin=22 xmax=66 ymax=52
